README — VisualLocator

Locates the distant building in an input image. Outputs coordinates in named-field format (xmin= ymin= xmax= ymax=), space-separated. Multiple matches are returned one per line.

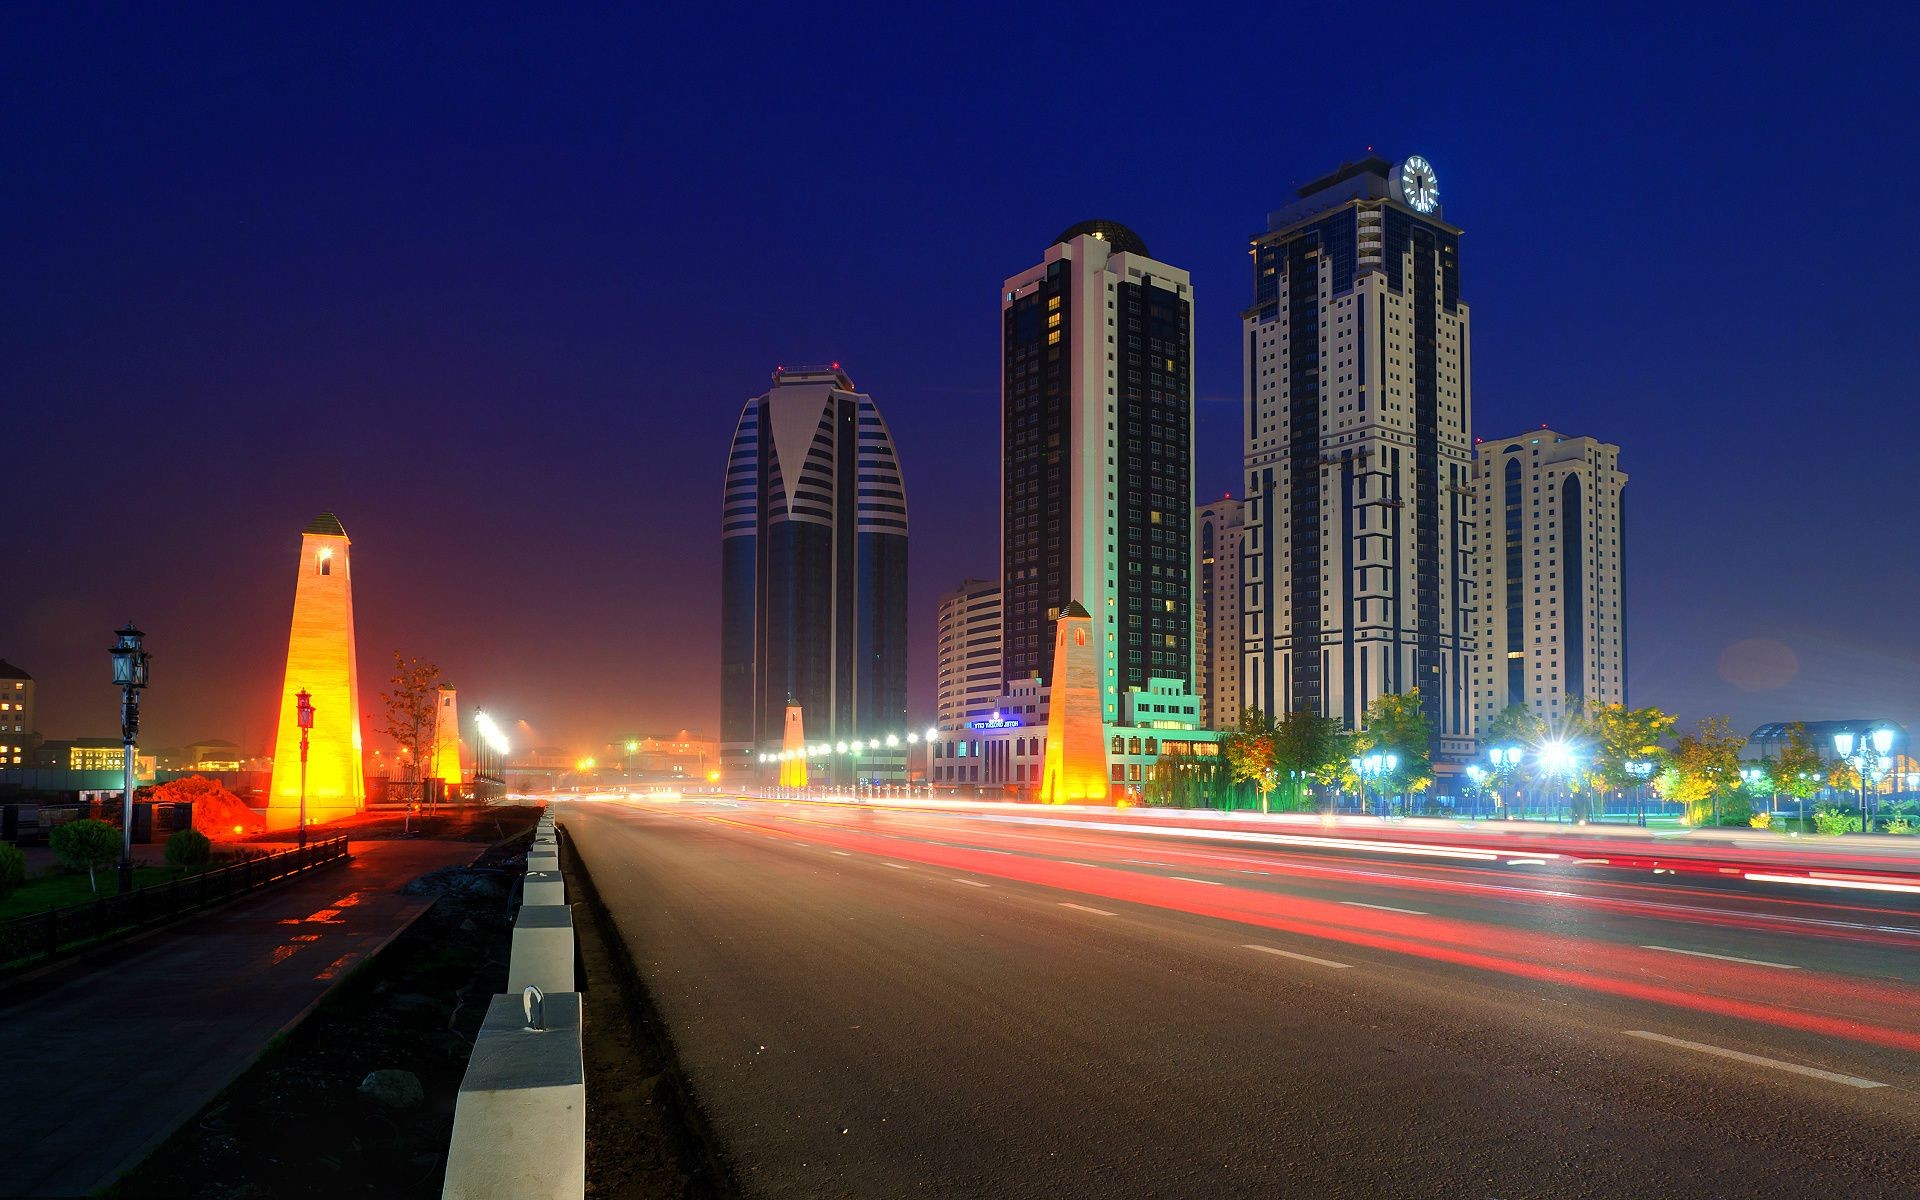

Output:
xmin=1001 ymin=221 xmax=1197 ymax=726
xmin=607 ymin=730 xmax=718 ymax=779
xmin=1469 ymin=431 xmax=1627 ymax=731
xmin=1241 ymin=154 xmax=1474 ymax=758
xmin=0 ymin=660 xmax=36 ymax=767
xmin=1749 ymin=720 xmax=1906 ymax=761
xmin=720 ymin=365 xmax=909 ymax=782
xmin=186 ymin=739 xmax=244 ymax=771
xmin=935 ymin=579 xmax=1002 ymax=730
xmin=1194 ymin=498 xmax=1245 ymax=729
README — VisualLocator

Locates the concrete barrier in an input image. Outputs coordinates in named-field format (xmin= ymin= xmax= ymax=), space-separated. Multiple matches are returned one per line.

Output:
xmin=523 ymin=870 xmax=564 ymax=907
xmin=507 ymin=904 xmax=574 ymax=995
xmin=527 ymin=849 xmax=559 ymax=873
xmin=442 ymin=991 xmax=585 ymax=1199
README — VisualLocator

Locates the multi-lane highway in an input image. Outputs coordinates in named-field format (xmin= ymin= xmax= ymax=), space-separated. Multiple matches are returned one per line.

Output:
xmin=560 ymin=795 xmax=1920 ymax=1199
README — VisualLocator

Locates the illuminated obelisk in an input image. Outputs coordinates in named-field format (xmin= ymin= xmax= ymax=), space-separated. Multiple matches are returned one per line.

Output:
xmin=267 ymin=512 xmax=365 ymax=827
xmin=1038 ymin=602 xmax=1112 ymax=804
xmin=778 ymin=700 xmax=808 ymax=789
xmin=433 ymin=684 xmax=463 ymax=788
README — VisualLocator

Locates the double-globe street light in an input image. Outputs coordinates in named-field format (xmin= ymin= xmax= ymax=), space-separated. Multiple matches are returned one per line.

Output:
xmin=1351 ymin=751 xmax=1397 ymax=818
xmin=1834 ymin=727 xmax=1895 ymax=833
xmin=1488 ymin=745 xmax=1524 ymax=820
xmin=1625 ymin=759 xmax=1655 ymax=827
xmin=108 ymin=623 xmax=151 ymax=895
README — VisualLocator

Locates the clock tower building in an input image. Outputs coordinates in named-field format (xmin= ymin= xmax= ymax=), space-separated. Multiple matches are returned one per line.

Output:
xmin=1240 ymin=155 xmax=1474 ymax=758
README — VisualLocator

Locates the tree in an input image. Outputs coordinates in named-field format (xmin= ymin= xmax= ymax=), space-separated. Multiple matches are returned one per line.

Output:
xmin=1272 ymin=708 xmax=1344 ymax=813
xmin=1223 ymin=708 xmax=1279 ymax=812
xmin=165 ymin=828 xmax=213 ymax=869
xmin=51 ymin=818 xmax=121 ymax=894
xmin=0 ymin=842 xmax=24 ymax=900
xmin=1584 ymin=702 xmax=1677 ymax=798
xmin=1769 ymin=723 xmax=1825 ymax=816
xmin=381 ymin=653 xmax=443 ymax=810
xmin=1355 ymin=690 xmax=1433 ymax=813
xmin=1144 ymin=753 xmax=1237 ymax=810
xmin=1670 ymin=716 xmax=1747 ymax=826
xmin=1483 ymin=702 xmax=1544 ymax=750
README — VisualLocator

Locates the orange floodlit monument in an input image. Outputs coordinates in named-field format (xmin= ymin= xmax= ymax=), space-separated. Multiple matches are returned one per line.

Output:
xmin=779 ymin=701 xmax=808 ymax=788
xmin=1038 ymin=601 xmax=1112 ymax=804
xmin=434 ymin=684 xmax=463 ymax=786
xmin=267 ymin=512 xmax=365 ymax=827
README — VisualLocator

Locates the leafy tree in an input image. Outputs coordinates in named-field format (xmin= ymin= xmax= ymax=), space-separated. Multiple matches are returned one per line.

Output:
xmin=1223 ymin=708 xmax=1278 ymax=812
xmin=1482 ymin=702 xmax=1544 ymax=750
xmin=1355 ymin=690 xmax=1433 ymax=812
xmin=165 ymin=828 xmax=212 ymax=869
xmin=1769 ymin=723 xmax=1826 ymax=812
xmin=1145 ymin=753 xmax=1238 ymax=810
xmin=1584 ymin=702 xmax=1676 ymax=797
xmin=381 ymin=653 xmax=443 ymax=810
xmin=51 ymin=818 xmax=121 ymax=894
xmin=1670 ymin=716 xmax=1747 ymax=826
xmin=0 ymin=842 xmax=24 ymax=899
xmin=1272 ymin=708 xmax=1344 ymax=812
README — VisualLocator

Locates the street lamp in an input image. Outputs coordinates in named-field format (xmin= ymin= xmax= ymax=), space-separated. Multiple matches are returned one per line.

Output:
xmin=1464 ymin=764 xmax=1487 ymax=821
xmin=1351 ymin=752 xmax=1397 ymax=817
xmin=1625 ymin=759 xmax=1654 ymax=827
xmin=295 ymin=688 xmax=314 ymax=849
xmin=1489 ymin=745 xmax=1524 ymax=821
xmin=108 ymin=623 xmax=150 ymax=894
xmin=1833 ymin=728 xmax=1895 ymax=832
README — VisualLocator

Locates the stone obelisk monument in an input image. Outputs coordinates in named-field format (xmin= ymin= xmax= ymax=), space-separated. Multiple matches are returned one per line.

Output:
xmin=1038 ymin=601 xmax=1112 ymax=804
xmin=778 ymin=700 xmax=808 ymax=789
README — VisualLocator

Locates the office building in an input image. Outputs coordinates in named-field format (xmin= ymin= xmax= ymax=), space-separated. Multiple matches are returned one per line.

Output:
xmin=935 ymin=579 xmax=1002 ymax=729
xmin=1195 ymin=497 xmax=1245 ymax=729
xmin=1001 ymin=221 xmax=1197 ymax=725
xmin=1470 ymin=431 xmax=1627 ymax=728
xmin=720 ymin=365 xmax=909 ymax=780
xmin=0 ymin=660 xmax=35 ymax=767
xmin=1241 ymin=154 xmax=1474 ymax=758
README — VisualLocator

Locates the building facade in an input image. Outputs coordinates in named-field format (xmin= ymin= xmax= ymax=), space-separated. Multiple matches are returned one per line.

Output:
xmin=1241 ymin=155 xmax=1475 ymax=759
xmin=935 ymin=578 xmax=1002 ymax=730
xmin=0 ymin=660 xmax=35 ymax=768
xmin=1469 ymin=431 xmax=1627 ymax=729
xmin=1001 ymin=222 xmax=1197 ymax=726
xmin=720 ymin=366 xmax=909 ymax=779
xmin=1195 ymin=497 xmax=1245 ymax=729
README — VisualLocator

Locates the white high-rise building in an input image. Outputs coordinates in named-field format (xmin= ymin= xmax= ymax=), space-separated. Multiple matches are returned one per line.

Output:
xmin=1469 ymin=430 xmax=1627 ymax=731
xmin=935 ymin=579 xmax=1003 ymax=730
xmin=1195 ymin=497 xmax=1245 ymax=730
xmin=1001 ymin=221 xmax=1197 ymax=726
xmin=1241 ymin=155 xmax=1475 ymax=758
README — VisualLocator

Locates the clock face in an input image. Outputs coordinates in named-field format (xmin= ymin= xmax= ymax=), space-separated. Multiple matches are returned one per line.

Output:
xmin=1399 ymin=154 xmax=1439 ymax=214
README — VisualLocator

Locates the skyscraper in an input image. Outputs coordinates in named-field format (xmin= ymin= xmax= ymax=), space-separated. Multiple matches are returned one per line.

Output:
xmin=935 ymin=578 xmax=1002 ymax=730
xmin=1469 ymin=430 xmax=1627 ymax=730
xmin=1194 ymin=497 xmax=1245 ymax=730
xmin=1001 ymin=221 xmax=1196 ymax=725
xmin=1241 ymin=155 xmax=1474 ymax=758
xmin=268 ymin=511 xmax=365 ymax=825
xmin=720 ymin=365 xmax=909 ymax=778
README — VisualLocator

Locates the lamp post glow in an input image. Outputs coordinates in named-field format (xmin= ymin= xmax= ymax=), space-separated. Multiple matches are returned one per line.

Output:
xmin=1834 ymin=728 xmax=1895 ymax=832
xmin=1489 ymin=745 xmax=1524 ymax=820
xmin=1625 ymin=759 xmax=1654 ymax=827
xmin=295 ymin=688 xmax=314 ymax=849
xmin=1352 ymin=752 xmax=1397 ymax=817
xmin=108 ymin=623 xmax=150 ymax=895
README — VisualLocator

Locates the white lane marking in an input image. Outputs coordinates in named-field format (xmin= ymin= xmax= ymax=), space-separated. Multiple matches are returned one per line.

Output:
xmin=1058 ymin=902 xmax=1117 ymax=917
xmin=882 ymin=862 xmax=910 ymax=870
xmin=1243 ymin=944 xmax=1353 ymax=969
xmin=1573 ymin=857 xmax=1609 ymax=865
xmin=1122 ymin=858 xmax=1169 ymax=867
xmin=1622 ymin=1030 xmax=1885 ymax=1089
xmin=1169 ymin=876 xmax=1224 ymax=886
xmin=951 ymin=877 xmax=990 ymax=888
xmin=1746 ymin=872 xmax=1920 ymax=896
xmin=831 ymin=850 xmax=852 ymax=857
xmin=1642 ymin=945 xmax=1801 ymax=970
xmin=1340 ymin=900 xmax=1429 ymax=916
xmin=1505 ymin=858 xmax=1550 ymax=867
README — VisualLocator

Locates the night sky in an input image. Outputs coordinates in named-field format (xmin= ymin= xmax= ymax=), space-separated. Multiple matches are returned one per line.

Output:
xmin=7 ymin=5 xmax=1917 ymax=756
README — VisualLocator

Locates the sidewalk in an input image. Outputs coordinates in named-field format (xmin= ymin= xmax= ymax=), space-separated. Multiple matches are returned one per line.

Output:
xmin=0 ymin=838 xmax=476 ymax=1198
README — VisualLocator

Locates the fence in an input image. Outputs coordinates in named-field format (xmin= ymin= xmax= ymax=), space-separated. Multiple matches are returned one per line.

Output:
xmin=0 ymin=836 xmax=350 ymax=973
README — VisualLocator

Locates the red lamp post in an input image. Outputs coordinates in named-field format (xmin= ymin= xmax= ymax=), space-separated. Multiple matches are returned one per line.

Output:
xmin=295 ymin=688 xmax=314 ymax=849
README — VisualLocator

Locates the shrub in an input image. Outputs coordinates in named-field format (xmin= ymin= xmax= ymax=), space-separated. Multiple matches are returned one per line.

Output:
xmin=0 ymin=842 xmax=25 ymax=899
xmin=165 ymin=828 xmax=213 ymax=869
xmin=1811 ymin=805 xmax=1862 ymax=837
xmin=1886 ymin=814 xmax=1915 ymax=836
xmin=50 ymin=818 xmax=122 ymax=893
xmin=1748 ymin=810 xmax=1772 ymax=830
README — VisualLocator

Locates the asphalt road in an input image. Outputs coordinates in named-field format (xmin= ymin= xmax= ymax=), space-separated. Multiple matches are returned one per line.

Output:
xmin=561 ymin=797 xmax=1920 ymax=1199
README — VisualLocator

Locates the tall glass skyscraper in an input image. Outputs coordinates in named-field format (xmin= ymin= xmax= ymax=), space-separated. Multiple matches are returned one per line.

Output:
xmin=1000 ymin=221 xmax=1195 ymax=726
xmin=1240 ymin=155 xmax=1475 ymax=758
xmin=720 ymin=366 xmax=908 ymax=779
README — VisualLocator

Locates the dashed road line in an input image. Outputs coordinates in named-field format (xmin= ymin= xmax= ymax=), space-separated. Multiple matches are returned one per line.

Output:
xmin=1340 ymin=900 xmax=1429 ymax=916
xmin=1641 ymin=945 xmax=1800 ymax=970
xmin=882 ymin=862 xmax=910 ymax=870
xmin=1169 ymin=876 xmax=1223 ymax=886
xmin=951 ymin=877 xmax=990 ymax=888
xmin=1623 ymin=1030 xmax=1884 ymax=1089
xmin=1058 ymin=902 xmax=1117 ymax=917
xmin=1243 ymin=944 xmax=1354 ymax=969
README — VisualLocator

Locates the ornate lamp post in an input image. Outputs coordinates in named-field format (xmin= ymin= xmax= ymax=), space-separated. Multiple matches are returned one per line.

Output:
xmin=1833 ymin=728 xmax=1895 ymax=832
xmin=1489 ymin=745 xmax=1525 ymax=820
xmin=1464 ymin=764 xmax=1487 ymax=820
xmin=1350 ymin=752 xmax=1397 ymax=817
xmin=295 ymin=688 xmax=314 ymax=849
xmin=108 ymin=623 xmax=151 ymax=894
xmin=1625 ymin=759 xmax=1654 ymax=827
